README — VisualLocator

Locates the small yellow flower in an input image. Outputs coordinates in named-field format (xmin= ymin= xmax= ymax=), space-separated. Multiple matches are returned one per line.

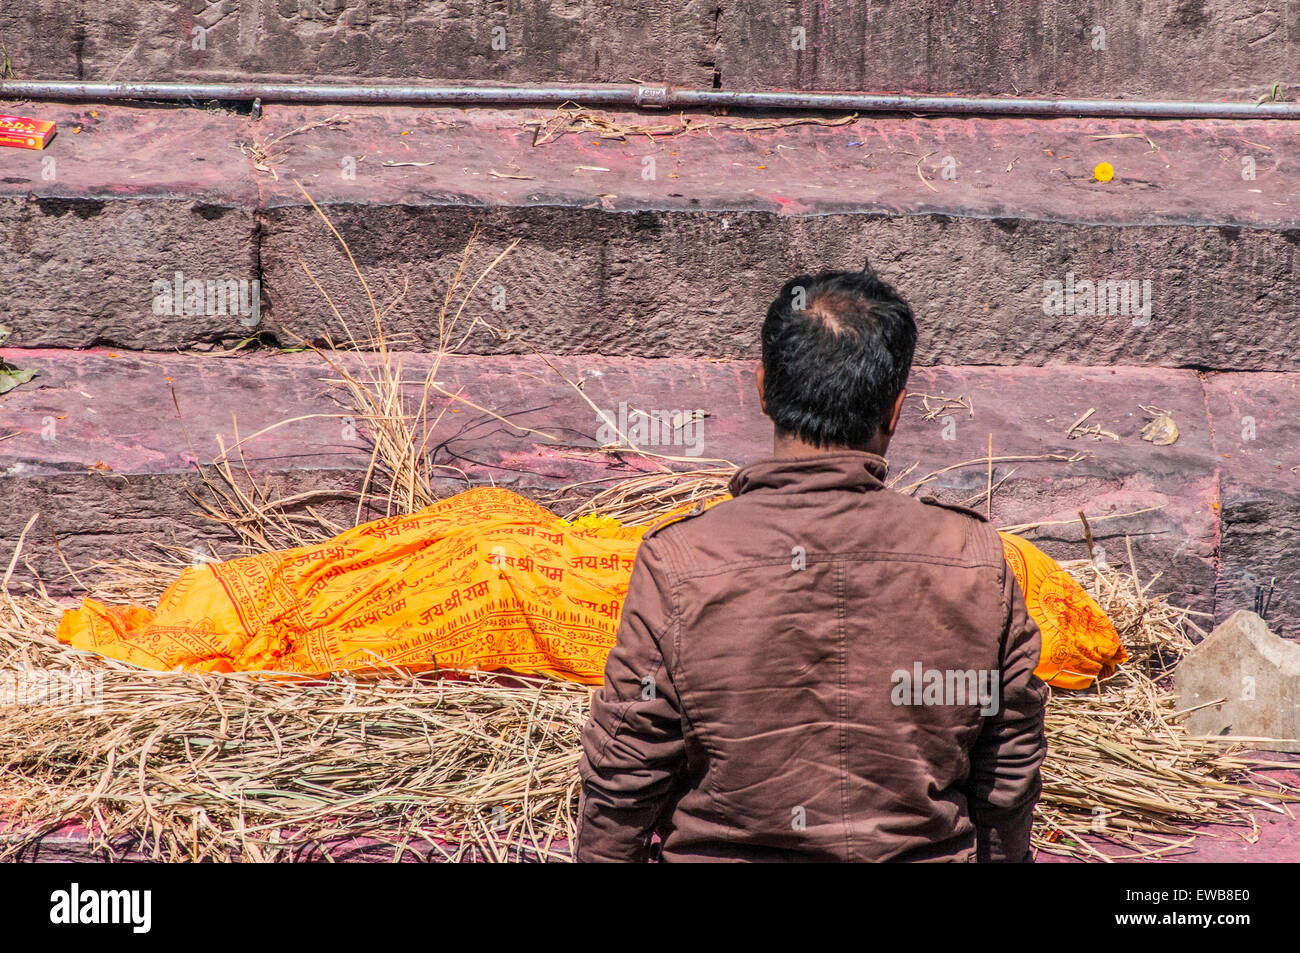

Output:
xmin=1093 ymin=162 xmax=1114 ymax=182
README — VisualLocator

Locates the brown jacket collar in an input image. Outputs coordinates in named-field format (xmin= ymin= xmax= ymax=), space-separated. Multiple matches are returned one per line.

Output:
xmin=728 ymin=451 xmax=890 ymax=497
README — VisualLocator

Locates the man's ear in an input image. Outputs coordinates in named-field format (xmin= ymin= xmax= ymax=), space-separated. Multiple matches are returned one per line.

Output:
xmin=755 ymin=363 xmax=768 ymax=415
xmin=883 ymin=387 xmax=907 ymax=437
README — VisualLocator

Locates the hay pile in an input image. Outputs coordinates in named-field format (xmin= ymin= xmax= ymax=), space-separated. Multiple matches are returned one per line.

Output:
xmin=1 ymin=535 xmax=1296 ymax=863
xmin=0 ymin=592 xmax=585 ymax=862
xmin=1039 ymin=553 xmax=1299 ymax=860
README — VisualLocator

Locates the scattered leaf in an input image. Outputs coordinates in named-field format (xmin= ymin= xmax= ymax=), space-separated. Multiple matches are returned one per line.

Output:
xmin=0 ymin=365 xmax=35 ymax=396
xmin=1140 ymin=406 xmax=1180 ymax=446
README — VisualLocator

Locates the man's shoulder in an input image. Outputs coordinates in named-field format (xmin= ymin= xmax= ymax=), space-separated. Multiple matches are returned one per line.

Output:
xmin=905 ymin=493 xmax=1004 ymax=569
xmin=641 ymin=495 xmax=732 ymax=543
xmin=915 ymin=494 xmax=990 ymax=523
xmin=639 ymin=488 xmax=1004 ymax=571
xmin=635 ymin=495 xmax=739 ymax=579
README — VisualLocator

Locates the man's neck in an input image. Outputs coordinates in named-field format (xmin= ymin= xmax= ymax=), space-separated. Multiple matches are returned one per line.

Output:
xmin=772 ymin=432 xmax=890 ymax=460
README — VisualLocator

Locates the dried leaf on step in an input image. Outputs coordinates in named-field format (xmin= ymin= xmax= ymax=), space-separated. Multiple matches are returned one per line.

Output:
xmin=1141 ymin=413 xmax=1179 ymax=446
xmin=0 ymin=365 xmax=35 ymax=395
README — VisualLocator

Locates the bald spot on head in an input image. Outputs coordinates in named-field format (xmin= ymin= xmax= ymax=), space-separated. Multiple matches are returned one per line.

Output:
xmin=802 ymin=292 xmax=860 ymax=336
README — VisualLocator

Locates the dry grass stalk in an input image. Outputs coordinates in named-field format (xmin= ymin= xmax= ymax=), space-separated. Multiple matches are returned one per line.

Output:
xmin=548 ymin=469 xmax=735 ymax=525
xmin=180 ymin=187 xmax=528 ymax=556
xmin=525 ymin=105 xmax=858 ymax=146
xmin=1065 ymin=407 xmax=1120 ymax=442
xmin=1030 ymin=558 xmax=1298 ymax=860
xmin=239 ymin=114 xmax=350 ymax=179
xmin=909 ymin=392 xmax=974 ymax=421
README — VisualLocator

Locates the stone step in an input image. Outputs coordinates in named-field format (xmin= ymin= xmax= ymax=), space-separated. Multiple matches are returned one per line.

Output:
xmin=1 ymin=0 xmax=1297 ymax=101
xmin=1204 ymin=372 xmax=1300 ymax=626
xmin=2 ymin=348 xmax=1296 ymax=634
xmin=3 ymin=102 xmax=1297 ymax=367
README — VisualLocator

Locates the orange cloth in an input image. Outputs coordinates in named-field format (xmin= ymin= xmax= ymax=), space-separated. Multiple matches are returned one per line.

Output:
xmin=57 ymin=487 xmax=1124 ymax=689
xmin=999 ymin=531 xmax=1127 ymax=690
xmin=57 ymin=488 xmax=644 ymax=681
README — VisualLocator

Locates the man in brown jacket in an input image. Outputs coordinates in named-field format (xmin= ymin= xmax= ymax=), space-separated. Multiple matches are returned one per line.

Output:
xmin=577 ymin=266 xmax=1048 ymax=862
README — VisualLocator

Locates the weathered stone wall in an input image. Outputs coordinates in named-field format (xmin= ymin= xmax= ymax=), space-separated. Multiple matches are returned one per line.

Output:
xmin=3 ymin=104 xmax=1298 ymax=369
xmin=1 ymin=1 xmax=1296 ymax=100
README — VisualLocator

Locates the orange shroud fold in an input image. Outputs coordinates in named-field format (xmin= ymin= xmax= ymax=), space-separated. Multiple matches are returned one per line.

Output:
xmin=58 ymin=487 xmax=1124 ymax=689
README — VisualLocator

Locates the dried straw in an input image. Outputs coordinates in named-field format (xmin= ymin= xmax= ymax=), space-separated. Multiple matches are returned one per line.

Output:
xmin=2 ymin=527 xmax=1295 ymax=863
xmin=524 ymin=104 xmax=858 ymax=146
xmin=1033 ymin=555 xmax=1299 ymax=860
xmin=0 ymin=593 xmax=585 ymax=862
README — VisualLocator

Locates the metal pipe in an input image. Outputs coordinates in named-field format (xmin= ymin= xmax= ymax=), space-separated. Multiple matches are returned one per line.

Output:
xmin=3 ymin=79 xmax=1299 ymax=120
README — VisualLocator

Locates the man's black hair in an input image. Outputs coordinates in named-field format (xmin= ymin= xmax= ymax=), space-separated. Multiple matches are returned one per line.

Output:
xmin=761 ymin=264 xmax=917 ymax=448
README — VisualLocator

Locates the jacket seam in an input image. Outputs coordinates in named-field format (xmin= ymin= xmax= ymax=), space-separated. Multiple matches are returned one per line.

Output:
xmin=975 ymin=520 xmax=1000 ymax=566
xmin=673 ymin=551 xmax=1001 ymax=580
xmin=657 ymin=533 xmax=731 ymax=836
xmin=835 ymin=561 xmax=851 ymax=860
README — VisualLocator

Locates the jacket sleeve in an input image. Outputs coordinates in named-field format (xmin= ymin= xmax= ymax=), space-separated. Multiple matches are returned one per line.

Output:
xmin=575 ymin=537 xmax=686 ymax=862
xmin=965 ymin=559 xmax=1049 ymax=862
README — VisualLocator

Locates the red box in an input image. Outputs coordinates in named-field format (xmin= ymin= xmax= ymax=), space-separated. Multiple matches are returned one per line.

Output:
xmin=0 ymin=114 xmax=57 ymax=150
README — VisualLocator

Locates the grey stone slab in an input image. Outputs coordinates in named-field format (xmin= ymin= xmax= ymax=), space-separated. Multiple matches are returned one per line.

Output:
xmin=1177 ymin=610 xmax=1300 ymax=753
